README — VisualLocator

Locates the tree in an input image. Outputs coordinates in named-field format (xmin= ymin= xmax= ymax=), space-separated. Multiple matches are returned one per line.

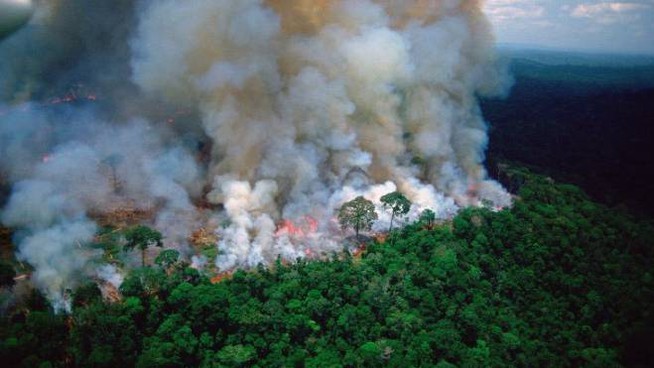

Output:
xmin=119 ymin=267 xmax=167 ymax=297
xmin=155 ymin=249 xmax=181 ymax=272
xmin=420 ymin=209 xmax=436 ymax=230
xmin=216 ymin=344 xmax=256 ymax=366
xmin=124 ymin=225 xmax=163 ymax=267
xmin=338 ymin=196 xmax=378 ymax=239
xmin=380 ymin=191 xmax=411 ymax=232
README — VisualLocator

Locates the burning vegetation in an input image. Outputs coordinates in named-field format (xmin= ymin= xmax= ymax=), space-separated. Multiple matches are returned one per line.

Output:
xmin=0 ymin=0 xmax=512 ymax=309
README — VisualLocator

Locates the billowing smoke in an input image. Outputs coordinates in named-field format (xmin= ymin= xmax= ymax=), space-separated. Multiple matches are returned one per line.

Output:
xmin=0 ymin=0 xmax=511 ymax=309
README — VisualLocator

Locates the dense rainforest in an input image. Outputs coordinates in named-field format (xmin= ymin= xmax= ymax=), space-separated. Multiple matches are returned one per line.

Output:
xmin=1 ymin=165 xmax=653 ymax=367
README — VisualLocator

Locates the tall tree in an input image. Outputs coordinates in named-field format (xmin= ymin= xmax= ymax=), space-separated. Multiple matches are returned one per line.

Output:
xmin=155 ymin=249 xmax=181 ymax=274
xmin=380 ymin=191 xmax=411 ymax=232
xmin=338 ymin=196 xmax=378 ymax=239
xmin=124 ymin=225 xmax=163 ymax=267
xmin=420 ymin=209 xmax=436 ymax=230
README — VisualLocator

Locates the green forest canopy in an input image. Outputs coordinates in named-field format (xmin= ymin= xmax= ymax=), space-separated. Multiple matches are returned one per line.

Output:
xmin=1 ymin=166 xmax=653 ymax=367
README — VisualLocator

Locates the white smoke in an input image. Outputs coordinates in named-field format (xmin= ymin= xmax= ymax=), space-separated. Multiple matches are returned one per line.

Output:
xmin=0 ymin=0 xmax=512 ymax=303
xmin=130 ymin=0 xmax=512 ymax=269
xmin=96 ymin=264 xmax=124 ymax=289
xmin=11 ymin=219 xmax=97 ymax=311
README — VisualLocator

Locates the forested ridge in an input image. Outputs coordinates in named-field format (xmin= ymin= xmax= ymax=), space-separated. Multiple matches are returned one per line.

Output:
xmin=1 ymin=166 xmax=652 ymax=367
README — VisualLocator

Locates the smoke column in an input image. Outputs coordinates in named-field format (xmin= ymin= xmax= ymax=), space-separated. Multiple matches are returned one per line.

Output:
xmin=0 ymin=0 xmax=511 ymax=309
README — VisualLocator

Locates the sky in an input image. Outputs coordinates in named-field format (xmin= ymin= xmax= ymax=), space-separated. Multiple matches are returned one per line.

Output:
xmin=484 ymin=0 xmax=654 ymax=55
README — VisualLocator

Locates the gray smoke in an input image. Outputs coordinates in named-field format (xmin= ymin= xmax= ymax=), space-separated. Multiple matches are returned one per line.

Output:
xmin=0 ymin=0 xmax=512 ymax=309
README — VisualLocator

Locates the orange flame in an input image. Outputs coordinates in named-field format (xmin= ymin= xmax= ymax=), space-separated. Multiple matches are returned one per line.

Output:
xmin=275 ymin=219 xmax=305 ymax=237
xmin=210 ymin=270 xmax=234 ymax=284
xmin=45 ymin=85 xmax=99 ymax=106
xmin=305 ymin=216 xmax=318 ymax=232
xmin=274 ymin=216 xmax=319 ymax=237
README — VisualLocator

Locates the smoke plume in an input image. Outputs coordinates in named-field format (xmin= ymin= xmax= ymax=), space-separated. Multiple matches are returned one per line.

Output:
xmin=0 ymin=0 xmax=511 ymax=309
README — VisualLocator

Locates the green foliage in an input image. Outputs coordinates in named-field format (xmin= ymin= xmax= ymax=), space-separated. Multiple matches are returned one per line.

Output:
xmin=0 ymin=309 xmax=68 ymax=367
xmin=120 ymin=266 xmax=168 ymax=298
xmin=200 ymin=243 xmax=219 ymax=261
xmin=94 ymin=226 xmax=124 ymax=265
xmin=358 ymin=341 xmax=382 ymax=363
xmin=380 ymin=191 xmax=411 ymax=232
xmin=216 ymin=344 xmax=256 ymax=366
xmin=419 ymin=208 xmax=436 ymax=229
xmin=124 ymin=225 xmax=164 ymax=267
xmin=338 ymin=196 xmax=378 ymax=238
xmin=155 ymin=249 xmax=181 ymax=271
xmin=72 ymin=282 xmax=102 ymax=310
xmin=1 ymin=167 xmax=653 ymax=367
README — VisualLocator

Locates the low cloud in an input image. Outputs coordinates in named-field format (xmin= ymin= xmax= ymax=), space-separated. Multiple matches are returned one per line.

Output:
xmin=485 ymin=1 xmax=545 ymax=21
xmin=570 ymin=2 xmax=650 ymax=23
